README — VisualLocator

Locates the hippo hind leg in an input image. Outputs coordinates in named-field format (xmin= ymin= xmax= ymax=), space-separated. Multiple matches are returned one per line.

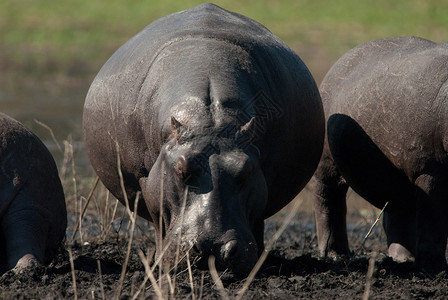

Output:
xmin=326 ymin=113 xmax=422 ymax=263
xmin=313 ymin=156 xmax=350 ymax=258
xmin=414 ymin=173 xmax=448 ymax=273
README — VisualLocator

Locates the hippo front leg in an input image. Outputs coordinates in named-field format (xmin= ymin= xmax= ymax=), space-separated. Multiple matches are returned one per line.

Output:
xmin=414 ymin=174 xmax=448 ymax=273
xmin=312 ymin=158 xmax=350 ymax=258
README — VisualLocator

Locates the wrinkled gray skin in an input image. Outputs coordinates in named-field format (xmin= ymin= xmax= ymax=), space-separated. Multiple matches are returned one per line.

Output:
xmin=313 ymin=36 xmax=448 ymax=273
xmin=0 ymin=113 xmax=67 ymax=275
xmin=83 ymin=3 xmax=324 ymax=277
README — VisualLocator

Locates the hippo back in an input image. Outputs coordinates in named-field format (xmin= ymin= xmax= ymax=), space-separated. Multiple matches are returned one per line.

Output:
xmin=320 ymin=36 xmax=448 ymax=181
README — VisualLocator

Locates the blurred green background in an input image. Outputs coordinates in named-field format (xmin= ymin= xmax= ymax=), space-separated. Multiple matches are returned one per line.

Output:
xmin=1 ymin=0 xmax=447 ymax=166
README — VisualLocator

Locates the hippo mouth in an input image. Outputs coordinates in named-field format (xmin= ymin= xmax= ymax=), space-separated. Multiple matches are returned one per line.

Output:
xmin=158 ymin=234 xmax=259 ymax=278
xmin=194 ymin=240 xmax=258 ymax=277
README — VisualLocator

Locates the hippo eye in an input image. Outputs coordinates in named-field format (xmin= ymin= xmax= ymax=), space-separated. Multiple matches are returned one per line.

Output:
xmin=176 ymin=155 xmax=202 ymax=184
xmin=176 ymin=156 xmax=189 ymax=180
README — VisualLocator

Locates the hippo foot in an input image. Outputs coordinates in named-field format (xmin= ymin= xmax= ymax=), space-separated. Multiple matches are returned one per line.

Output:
xmin=13 ymin=254 xmax=43 ymax=272
xmin=318 ymin=247 xmax=353 ymax=263
xmin=388 ymin=243 xmax=415 ymax=263
xmin=0 ymin=254 xmax=45 ymax=284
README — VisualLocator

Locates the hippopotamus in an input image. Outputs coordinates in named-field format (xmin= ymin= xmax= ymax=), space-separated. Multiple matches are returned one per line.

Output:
xmin=313 ymin=36 xmax=448 ymax=273
xmin=83 ymin=3 xmax=324 ymax=276
xmin=0 ymin=112 xmax=67 ymax=275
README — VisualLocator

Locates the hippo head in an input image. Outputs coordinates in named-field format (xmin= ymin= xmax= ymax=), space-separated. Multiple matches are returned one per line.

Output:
xmin=140 ymin=116 xmax=267 ymax=277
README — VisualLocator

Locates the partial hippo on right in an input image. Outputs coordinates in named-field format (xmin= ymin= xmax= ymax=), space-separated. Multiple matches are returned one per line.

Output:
xmin=0 ymin=112 xmax=67 ymax=275
xmin=313 ymin=36 xmax=448 ymax=273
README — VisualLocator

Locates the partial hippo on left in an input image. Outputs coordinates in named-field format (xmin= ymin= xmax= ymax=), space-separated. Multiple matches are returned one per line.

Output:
xmin=0 ymin=112 xmax=67 ymax=275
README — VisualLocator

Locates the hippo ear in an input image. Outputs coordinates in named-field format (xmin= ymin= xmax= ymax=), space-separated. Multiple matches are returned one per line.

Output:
xmin=171 ymin=116 xmax=183 ymax=138
xmin=238 ymin=117 xmax=256 ymax=142
xmin=240 ymin=117 xmax=255 ymax=136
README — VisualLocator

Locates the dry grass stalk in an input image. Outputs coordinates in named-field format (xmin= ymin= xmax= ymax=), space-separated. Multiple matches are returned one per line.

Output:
xmin=101 ymin=193 xmax=119 ymax=240
xmin=97 ymin=259 xmax=105 ymax=300
xmin=362 ymin=251 xmax=378 ymax=300
xmin=67 ymin=139 xmax=78 ymax=201
xmin=165 ymin=273 xmax=175 ymax=298
xmin=208 ymin=256 xmax=229 ymax=300
xmin=68 ymin=247 xmax=78 ymax=300
xmin=89 ymin=185 xmax=114 ymax=239
xmin=133 ymin=233 xmax=174 ymax=298
xmin=359 ymin=202 xmax=389 ymax=249
xmin=158 ymin=159 xmax=165 ymax=282
xmin=101 ymin=188 xmax=110 ymax=230
xmin=143 ymin=185 xmax=192 ymax=298
xmin=115 ymin=143 xmax=134 ymax=218
xmin=236 ymin=196 xmax=304 ymax=300
xmin=132 ymin=271 xmax=149 ymax=300
xmin=170 ymin=187 xmax=189 ymax=295
xmin=59 ymin=137 xmax=72 ymax=186
xmin=186 ymin=251 xmax=196 ymax=300
xmin=114 ymin=141 xmax=141 ymax=299
xmin=115 ymin=191 xmax=140 ymax=299
xmin=132 ymin=249 xmax=155 ymax=300
xmin=155 ymin=159 xmax=183 ymax=299
xmin=34 ymin=119 xmax=63 ymax=152
xmin=62 ymin=139 xmax=82 ymax=241
xmin=199 ymin=272 xmax=205 ymax=300
xmin=71 ymin=176 xmax=100 ymax=241
xmin=138 ymin=249 xmax=165 ymax=299
xmin=151 ymin=239 xmax=173 ymax=272
xmin=138 ymin=240 xmax=194 ymax=298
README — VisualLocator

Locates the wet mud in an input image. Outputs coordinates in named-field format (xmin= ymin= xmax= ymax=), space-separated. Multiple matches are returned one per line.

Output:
xmin=1 ymin=211 xmax=447 ymax=299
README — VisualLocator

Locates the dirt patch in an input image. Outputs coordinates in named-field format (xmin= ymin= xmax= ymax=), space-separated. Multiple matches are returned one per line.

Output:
xmin=1 ymin=212 xmax=447 ymax=299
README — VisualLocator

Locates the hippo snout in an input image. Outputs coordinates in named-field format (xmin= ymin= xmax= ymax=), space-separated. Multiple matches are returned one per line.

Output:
xmin=221 ymin=240 xmax=239 ymax=263
xmin=187 ymin=236 xmax=258 ymax=277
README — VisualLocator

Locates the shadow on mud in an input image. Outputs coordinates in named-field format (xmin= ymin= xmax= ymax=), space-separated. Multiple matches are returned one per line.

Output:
xmin=261 ymin=250 xmax=416 ymax=280
xmin=50 ymin=255 xmax=122 ymax=275
xmin=44 ymin=242 xmax=417 ymax=280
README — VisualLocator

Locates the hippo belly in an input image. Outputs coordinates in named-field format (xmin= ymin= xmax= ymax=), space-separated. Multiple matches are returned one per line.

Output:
xmin=0 ymin=112 xmax=67 ymax=275
xmin=313 ymin=36 xmax=448 ymax=273
xmin=83 ymin=3 xmax=324 ymax=277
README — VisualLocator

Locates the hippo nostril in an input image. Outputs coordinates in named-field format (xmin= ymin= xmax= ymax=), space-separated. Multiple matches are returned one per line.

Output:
xmin=191 ymin=243 xmax=202 ymax=256
xmin=222 ymin=240 xmax=239 ymax=263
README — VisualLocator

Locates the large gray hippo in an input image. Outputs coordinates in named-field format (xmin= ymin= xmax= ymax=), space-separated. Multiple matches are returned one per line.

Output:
xmin=313 ymin=36 xmax=448 ymax=272
xmin=83 ymin=3 xmax=324 ymax=276
xmin=0 ymin=112 xmax=67 ymax=275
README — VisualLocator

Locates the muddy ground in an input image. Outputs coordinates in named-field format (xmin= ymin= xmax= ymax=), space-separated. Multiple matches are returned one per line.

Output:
xmin=1 ymin=208 xmax=447 ymax=300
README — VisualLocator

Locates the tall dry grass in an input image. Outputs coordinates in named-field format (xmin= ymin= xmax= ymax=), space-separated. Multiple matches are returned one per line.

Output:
xmin=38 ymin=119 xmax=387 ymax=299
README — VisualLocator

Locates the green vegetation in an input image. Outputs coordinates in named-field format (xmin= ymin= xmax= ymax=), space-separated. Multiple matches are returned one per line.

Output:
xmin=1 ymin=0 xmax=447 ymax=77
xmin=1 ymin=0 xmax=447 ymax=140
xmin=2 ymin=0 xmax=447 ymax=140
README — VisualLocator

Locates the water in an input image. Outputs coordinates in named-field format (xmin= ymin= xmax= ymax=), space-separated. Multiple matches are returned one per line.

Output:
xmin=0 ymin=72 xmax=93 ymax=174
xmin=66 ymin=212 xmax=155 ymax=240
